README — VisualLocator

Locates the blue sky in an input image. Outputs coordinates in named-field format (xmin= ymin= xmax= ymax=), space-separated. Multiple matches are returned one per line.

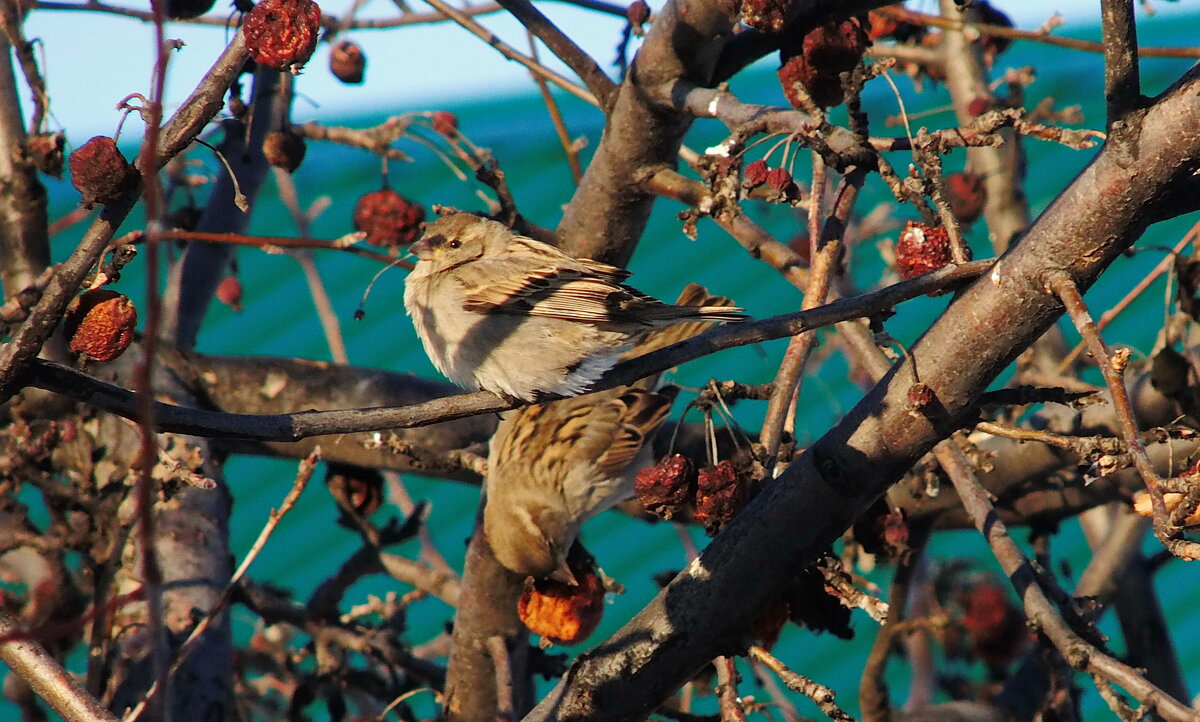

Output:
xmin=15 ymin=0 xmax=1196 ymax=139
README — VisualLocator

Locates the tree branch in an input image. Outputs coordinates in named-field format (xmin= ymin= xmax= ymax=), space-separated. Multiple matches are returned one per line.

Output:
xmin=1100 ymin=0 xmax=1141 ymax=132
xmin=25 ymin=260 xmax=993 ymax=440
xmin=521 ymin=63 xmax=1200 ymax=722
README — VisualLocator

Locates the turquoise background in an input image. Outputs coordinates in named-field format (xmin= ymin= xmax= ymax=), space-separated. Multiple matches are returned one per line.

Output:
xmin=37 ymin=11 xmax=1200 ymax=719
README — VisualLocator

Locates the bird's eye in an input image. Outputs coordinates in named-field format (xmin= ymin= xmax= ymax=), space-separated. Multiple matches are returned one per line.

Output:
xmin=447 ymin=239 xmax=462 ymax=249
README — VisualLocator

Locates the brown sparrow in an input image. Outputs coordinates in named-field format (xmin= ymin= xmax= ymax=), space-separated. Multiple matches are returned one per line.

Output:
xmin=483 ymin=285 xmax=737 ymax=581
xmin=403 ymin=213 xmax=745 ymax=401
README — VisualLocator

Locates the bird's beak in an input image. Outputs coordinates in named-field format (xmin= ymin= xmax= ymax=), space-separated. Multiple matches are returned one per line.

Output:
xmin=548 ymin=555 xmax=578 ymax=586
xmin=410 ymin=237 xmax=435 ymax=260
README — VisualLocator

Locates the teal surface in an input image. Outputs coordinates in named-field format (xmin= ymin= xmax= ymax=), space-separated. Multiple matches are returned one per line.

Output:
xmin=41 ymin=11 xmax=1200 ymax=719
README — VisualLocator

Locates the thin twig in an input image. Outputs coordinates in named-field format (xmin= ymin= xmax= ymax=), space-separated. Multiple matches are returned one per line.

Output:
xmin=1048 ymin=271 xmax=1200 ymax=560
xmin=749 ymin=646 xmax=854 ymax=722
xmin=715 ymin=656 xmax=748 ymax=722
xmin=419 ymin=0 xmax=598 ymax=106
xmin=1056 ymin=223 xmax=1199 ymax=373
xmin=878 ymin=6 xmax=1200 ymax=59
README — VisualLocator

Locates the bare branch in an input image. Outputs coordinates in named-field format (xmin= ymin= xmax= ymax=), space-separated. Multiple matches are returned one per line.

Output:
xmin=1101 ymin=0 xmax=1142 ymax=130
xmin=25 ymin=259 xmax=993 ymax=440
xmin=0 ymin=608 xmax=117 ymax=722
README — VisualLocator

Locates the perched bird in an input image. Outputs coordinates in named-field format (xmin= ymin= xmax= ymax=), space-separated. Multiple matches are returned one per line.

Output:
xmin=484 ymin=285 xmax=737 ymax=581
xmin=403 ymin=213 xmax=746 ymax=401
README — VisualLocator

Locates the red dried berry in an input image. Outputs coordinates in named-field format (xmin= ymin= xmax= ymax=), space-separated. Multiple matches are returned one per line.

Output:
xmin=353 ymin=189 xmax=425 ymax=248
xmin=217 ymin=276 xmax=244 ymax=312
xmin=946 ymin=171 xmax=986 ymax=225
xmin=777 ymin=20 xmax=867 ymax=109
xmin=634 ymin=454 xmax=697 ymax=519
xmin=69 ymin=137 xmax=139 ymax=208
xmin=27 ymin=132 xmax=66 ymax=178
xmin=262 ymin=130 xmax=306 ymax=172
xmin=626 ymin=0 xmax=650 ymax=26
xmin=325 ymin=463 xmax=384 ymax=526
xmin=966 ymin=96 xmax=993 ymax=117
xmin=518 ymin=550 xmax=605 ymax=646
xmin=740 ymin=0 xmax=797 ymax=33
xmin=243 ymin=0 xmax=322 ymax=73
xmin=895 ymin=221 xmax=955 ymax=279
xmin=763 ymin=167 xmax=801 ymax=204
xmin=864 ymin=10 xmax=899 ymax=41
xmin=694 ymin=460 xmax=746 ymax=534
xmin=742 ymin=159 xmax=770 ymax=188
xmin=166 ymin=0 xmax=216 ymax=19
xmin=64 ymin=289 xmax=137 ymax=362
xmin=961 ymin=581 xmax=1025 ymax=670
xmin=431 ymin=111 xmax=458 ymax=136
xmin=789 ymin=233 xmax=812 ymax=264
xmin=329 ymin=39 xmax=365 ymax=84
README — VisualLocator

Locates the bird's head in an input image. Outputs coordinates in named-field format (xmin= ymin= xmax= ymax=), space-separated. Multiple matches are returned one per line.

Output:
xmin=410 ymin=213 xmax=507 ymax=270
xmin=484 ymin=498 xmax=577 ymax=585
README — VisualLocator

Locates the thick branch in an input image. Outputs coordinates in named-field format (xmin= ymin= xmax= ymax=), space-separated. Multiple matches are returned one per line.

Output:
xmin=522 ymin=63 xmax=1200 ymax=722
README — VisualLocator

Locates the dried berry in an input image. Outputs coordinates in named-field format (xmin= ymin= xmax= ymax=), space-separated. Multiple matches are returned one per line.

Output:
xmin=742 ymin=159 xmax=770 ymax=189
xmin=946 ymin=172 xmax=986 ymax=225
xmin=777 ymin=20 xmax=867 ymax=109
xmin=217 ymin=276 xmax=244 ymax=312
xmin=961 ymin=581 xmax=1025 ymax=670
xmin=27 ymin=132 xmax=66 ymax=178
xmin=693 ymin=460 xmax=746 ymax=534
xmin=430 ymin=111 xmax=458 ymax=136
xmin=325 ymin=463 xmax=384 ymax=527
xmin=353 ymin=189 xmax=425 ymax=248
xmin=518 ymin=549 xmax=605 ymax=646
xmin=69 ymin=136 xmax=139 ymax=208
xmin=864 ymin=10 xmax=899 ymax=40
xmin=966 ymin=95 xmax=993 ymax=117
xmin=895 ymin=221 xmax=958 ymax=280
xmin=64 ymin=289 xmax=137 ymax=362
xmin=243 ymin=0 xmax=322 ymax=73
xmin=762 ymin=167 xmax=801 ymax=204
xmin=626 ymin=0 xmax=650 ymax=27
xmin=329 ymin=39 xmax=365 ymax=84
xmin=166 ymin=0 xmax=216 ymax=18
xmin=740 ymin=0 xmax=796 ymax=33
xmin=788 ymin=233 xmax=812 ymax=264
xmin=262 ymin=129 xmax=306 ymax=173
xmin=634 ymin=454 xmax=696 ymax=519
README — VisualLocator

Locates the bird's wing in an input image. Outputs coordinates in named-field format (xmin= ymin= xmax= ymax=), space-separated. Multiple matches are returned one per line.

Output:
xmin=585 ymin=389 xmax=676 ymax=481
xmin=454 ymin=253 xmax=657 ymax=324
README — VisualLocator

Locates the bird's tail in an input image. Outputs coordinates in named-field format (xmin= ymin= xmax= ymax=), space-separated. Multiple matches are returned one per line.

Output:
xmin=624 ymin=283 xmax=742 ymax=358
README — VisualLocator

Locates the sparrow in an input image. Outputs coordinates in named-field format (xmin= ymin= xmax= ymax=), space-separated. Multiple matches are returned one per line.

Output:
xmin=483 ymin=285 xmax=737 ymax=582
xmin=403 ymin=213 xmax=746 ymax=401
